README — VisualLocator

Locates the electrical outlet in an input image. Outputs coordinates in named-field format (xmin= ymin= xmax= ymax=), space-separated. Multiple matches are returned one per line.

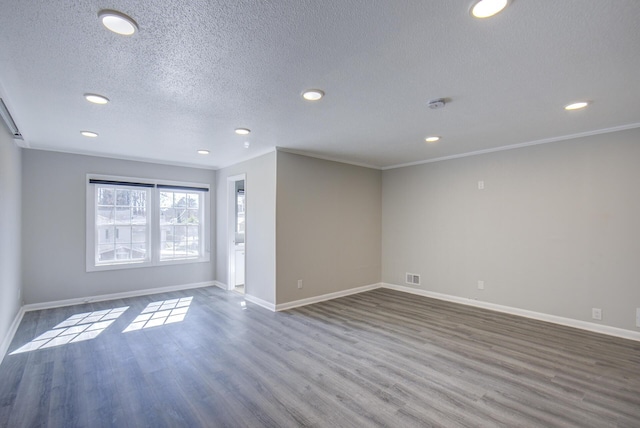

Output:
xmin=636 ymin=308 xmax=640 ymax=328
xmin=297 ymin=280 xmax=303 ymax=289
xmin=592 ymin=308 xmax=602 ymax=321
xmin=478 ymin=180 xmax=485 ymax=190
xmin=477 ymin=280 xmax=484 ymax=290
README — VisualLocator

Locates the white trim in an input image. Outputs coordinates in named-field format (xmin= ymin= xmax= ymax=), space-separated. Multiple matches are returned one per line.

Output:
xmin=382 ymin=283 xmax=640 ymax=342
xmin=244 ymin=294 xmax=276 ymax=312
xmin=275 ymin=283 xmax=383 ymax=311
xmin=213 ymin=281 xmax=228 ymax=290
xmin=382 ymin=122 xmax=640 ymax=170
xmin=22 ymin=281 xmax=216 ymax=312
xmin=227 ymin=174 xmax=246 ymax=291
xmin=276 ymin=147 xmax=381 ymax=170
xmin=0 ymin=307 xmax=26 ymax=365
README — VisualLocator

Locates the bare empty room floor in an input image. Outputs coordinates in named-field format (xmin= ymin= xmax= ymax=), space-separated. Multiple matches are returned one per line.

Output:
xmin=1 ymin=287 xmax=639 ymax=427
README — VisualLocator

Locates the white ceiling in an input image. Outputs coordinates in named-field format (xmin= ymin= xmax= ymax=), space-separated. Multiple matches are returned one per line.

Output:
xmin=0 ymin=1 xmax=639 ymax=170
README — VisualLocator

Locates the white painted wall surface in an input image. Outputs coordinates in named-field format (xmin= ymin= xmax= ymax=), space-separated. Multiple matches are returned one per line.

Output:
xmin=0 ymin=126 xmax=22 ymax=351
xmin=21 ymin=150 xmax=215 ymax=304
xmin=215 ymin=152 xmax=276 ymax=305
xmin=382 ymin=128 xmax=640 ymax=331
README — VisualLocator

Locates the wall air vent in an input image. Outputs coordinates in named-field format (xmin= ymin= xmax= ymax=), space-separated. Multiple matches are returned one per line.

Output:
xmin=405 ymin=273 xmax=421 ymax=285
xmin=0 ymin=98 xmax=23 ymax=140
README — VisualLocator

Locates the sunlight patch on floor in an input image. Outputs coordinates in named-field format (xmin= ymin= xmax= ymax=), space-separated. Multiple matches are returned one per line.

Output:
xmin=122 ymin=297 xmax=193 ymax=332
xmin=10 ymin=307 xmax=129 ymax=355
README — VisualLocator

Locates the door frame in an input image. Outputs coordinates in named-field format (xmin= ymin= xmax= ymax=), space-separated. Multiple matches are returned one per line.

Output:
xmin=227 ymin=173 xmax=246 ymax=292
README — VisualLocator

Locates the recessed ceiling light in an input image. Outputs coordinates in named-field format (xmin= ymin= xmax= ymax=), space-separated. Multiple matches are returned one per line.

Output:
xmin=244 ymin=141 xmax=250 ymax=149
xmin=98 ymin=10 xmax=138 ymax=36
xmin=425 ymin=136 xmax=440 ymax=143
xmin=81 ymin=131 xmax=98 ymax=138
xmin=564 ymin=101 xmax=589 ymax=111
xmin=197 ymin=150 xmax=210 ymax=155
xmin=84 ymin=93 xmax=110 ymax=105
xmin=302 ymin=89 xmax=325 ymax=101
xmin=470 ymin=0 xmax=509 ymax=18
xmin=235 ymin=128 xmax=251 ymax=135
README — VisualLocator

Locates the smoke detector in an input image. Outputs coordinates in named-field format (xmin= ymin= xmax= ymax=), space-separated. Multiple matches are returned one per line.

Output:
xmin=427 ymin=98 xmax=446 ymax=109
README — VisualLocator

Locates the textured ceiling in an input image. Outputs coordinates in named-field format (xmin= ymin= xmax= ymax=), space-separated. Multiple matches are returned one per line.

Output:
xmin=0 ymin=0 xmax=639 ymax=169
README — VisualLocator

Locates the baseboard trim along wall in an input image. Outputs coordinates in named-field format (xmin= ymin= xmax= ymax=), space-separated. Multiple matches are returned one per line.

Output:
xmin=382 ymin=283 xmax=640 ymax=343
xmin=213 ymin=281 xmax=228 ymax=290
xmin=0 ymin=307 xmax=26 ymax=365
xmin=275 ymin=283 xmax=383 ymax=312
xmin=22 ymin=281 xmax=217 ymax=312
xmin=244 ymin=294 xmax=276 ymax=312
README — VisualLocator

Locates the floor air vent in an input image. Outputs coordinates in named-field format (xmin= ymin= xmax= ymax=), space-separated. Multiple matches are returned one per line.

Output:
xmin=406 ymin=273 xmax=420 ymax=285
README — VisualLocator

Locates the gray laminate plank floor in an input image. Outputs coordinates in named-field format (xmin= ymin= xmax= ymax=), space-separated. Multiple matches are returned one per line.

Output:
xmin=1 ymin=287 xmax=639 ymax=427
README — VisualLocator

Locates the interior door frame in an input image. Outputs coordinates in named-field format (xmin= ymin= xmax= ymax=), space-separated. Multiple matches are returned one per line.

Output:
xmin=227 ymin=173 xmax=246 ymax=291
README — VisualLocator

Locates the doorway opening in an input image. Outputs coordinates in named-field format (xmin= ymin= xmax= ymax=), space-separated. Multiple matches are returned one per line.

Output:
xmin=227 ymin=174 xmax=246 ymax=295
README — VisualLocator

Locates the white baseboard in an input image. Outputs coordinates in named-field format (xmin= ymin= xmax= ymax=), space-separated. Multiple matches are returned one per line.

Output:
xmin=275 ymin=283 xmax=383 ymax=312
xmin=22 ymin=281 xmax=217 ymax=312
xmin=244 ymin=294 xmax=276 ymax=311
xmin=0 ymin=306 xmax=25 ymax=365
xmin=213 ymin=281 xmax=228 ymax=290
xmin=382 ymin=283 xmax=640 ymax=342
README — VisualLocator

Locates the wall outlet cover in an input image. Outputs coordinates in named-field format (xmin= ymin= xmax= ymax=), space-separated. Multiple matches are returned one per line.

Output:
xmin=592 ymin=308 xmax=602 ymax=321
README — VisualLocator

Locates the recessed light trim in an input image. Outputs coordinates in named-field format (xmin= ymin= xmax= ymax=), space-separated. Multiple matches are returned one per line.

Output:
xmin=81 ymin=131 xmax=98 ymax=138
xmin=98 ymin=10 xmax=138 ymax=36
xmin=302 ymin=89 xmax=325 ymax=101
xmin=470 ymin=0 xmax=509 ymax=18
xmin=197 ymin=150 xmax=210 ymax=155
xmin=425 ymin=136 xmax=440 ymax=143
xmin=84 ymin=93 xmax=110 ymax=105
xmin=564 ymin=101 xmax=589 ymax=111
xmin=235 ymin=128 xmax=251 ymax=135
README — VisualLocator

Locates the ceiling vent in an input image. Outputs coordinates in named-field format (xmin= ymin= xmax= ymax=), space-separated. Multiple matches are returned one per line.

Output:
xmin=0 ymin=98 xmax=23 ymax=140
xmin=427 ymin=98 xmax=446 ymax=110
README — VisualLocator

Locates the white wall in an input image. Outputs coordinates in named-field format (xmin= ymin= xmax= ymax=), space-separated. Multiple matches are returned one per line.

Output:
xmin=0 ymin=125 xmax=22 ymax=354
xmin=382 ymin=127 xmax=640 ymax=332
xmin=21 ymin=150 xmax=216 ymax=304
xmin=276 ymin=151 xmax=381 ymax=304
xmin=215 ymin=152 xmax=276 ymax=304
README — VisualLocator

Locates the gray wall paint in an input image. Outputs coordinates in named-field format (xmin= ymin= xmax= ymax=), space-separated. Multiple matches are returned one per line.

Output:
xmin=22 ymin=150 xmax=216 ymax=304
xmin=276 ymin=151 xmax=382 ymax=304
xmin=0 ymin=127 xmax=22 ymax=347
xmin=382 ymin=128 xmax=640 ymax=331
xmin=215 ymin=152 xmax=276 ymax=304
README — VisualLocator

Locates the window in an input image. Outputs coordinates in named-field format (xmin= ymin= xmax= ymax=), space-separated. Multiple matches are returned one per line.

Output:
xmin=87 ymin=176 xmax=209 ymax=272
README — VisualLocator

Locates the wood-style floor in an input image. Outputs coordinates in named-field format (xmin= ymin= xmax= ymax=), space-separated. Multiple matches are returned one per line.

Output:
xmin=1 ymin=287 xmax=639 ymax=427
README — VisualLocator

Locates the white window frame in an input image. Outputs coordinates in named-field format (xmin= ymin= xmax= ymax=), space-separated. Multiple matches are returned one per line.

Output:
xmin=86 ymin=174 xmax=210 ymax=272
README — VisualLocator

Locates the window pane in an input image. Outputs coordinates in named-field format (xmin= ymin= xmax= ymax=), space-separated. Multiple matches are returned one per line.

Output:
xmin=98 ymin=226 xmax=115 ymax=244
xmin=132 ymin=226 xmax=146 ymax=243
xmin=98 ymin=244 xmax=115 ymax=262
xmin=186 ymin=210 xmax=199 ymax=224
xmin=116 ymin=226 xmax=131 ymax=244
xmin=187 ymin=193 xmax=199 ymax=209
xmin=97 ymin=207 xmax=114 ymax=225
xmin=116 ymin=189 xmax=131 ymax=206
xmin=161 ymin=241 xmax=175 ymax=259
xmin=160 ymin=192 xmax=172 ymax=208
xmin=160 ymin=207 xmax=176 ymax=225
xmin=174 ymin=193 xmax=187 ymax=207
xmin=116 ymin=207 xmax=131 ymax=223
xmin=115 ymin=247 xmax=131 ymax=260
xmin=131 ymin=243 xmax=146 ymax=260
xmin=98 ymin=188 xmax=114 ymax=205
